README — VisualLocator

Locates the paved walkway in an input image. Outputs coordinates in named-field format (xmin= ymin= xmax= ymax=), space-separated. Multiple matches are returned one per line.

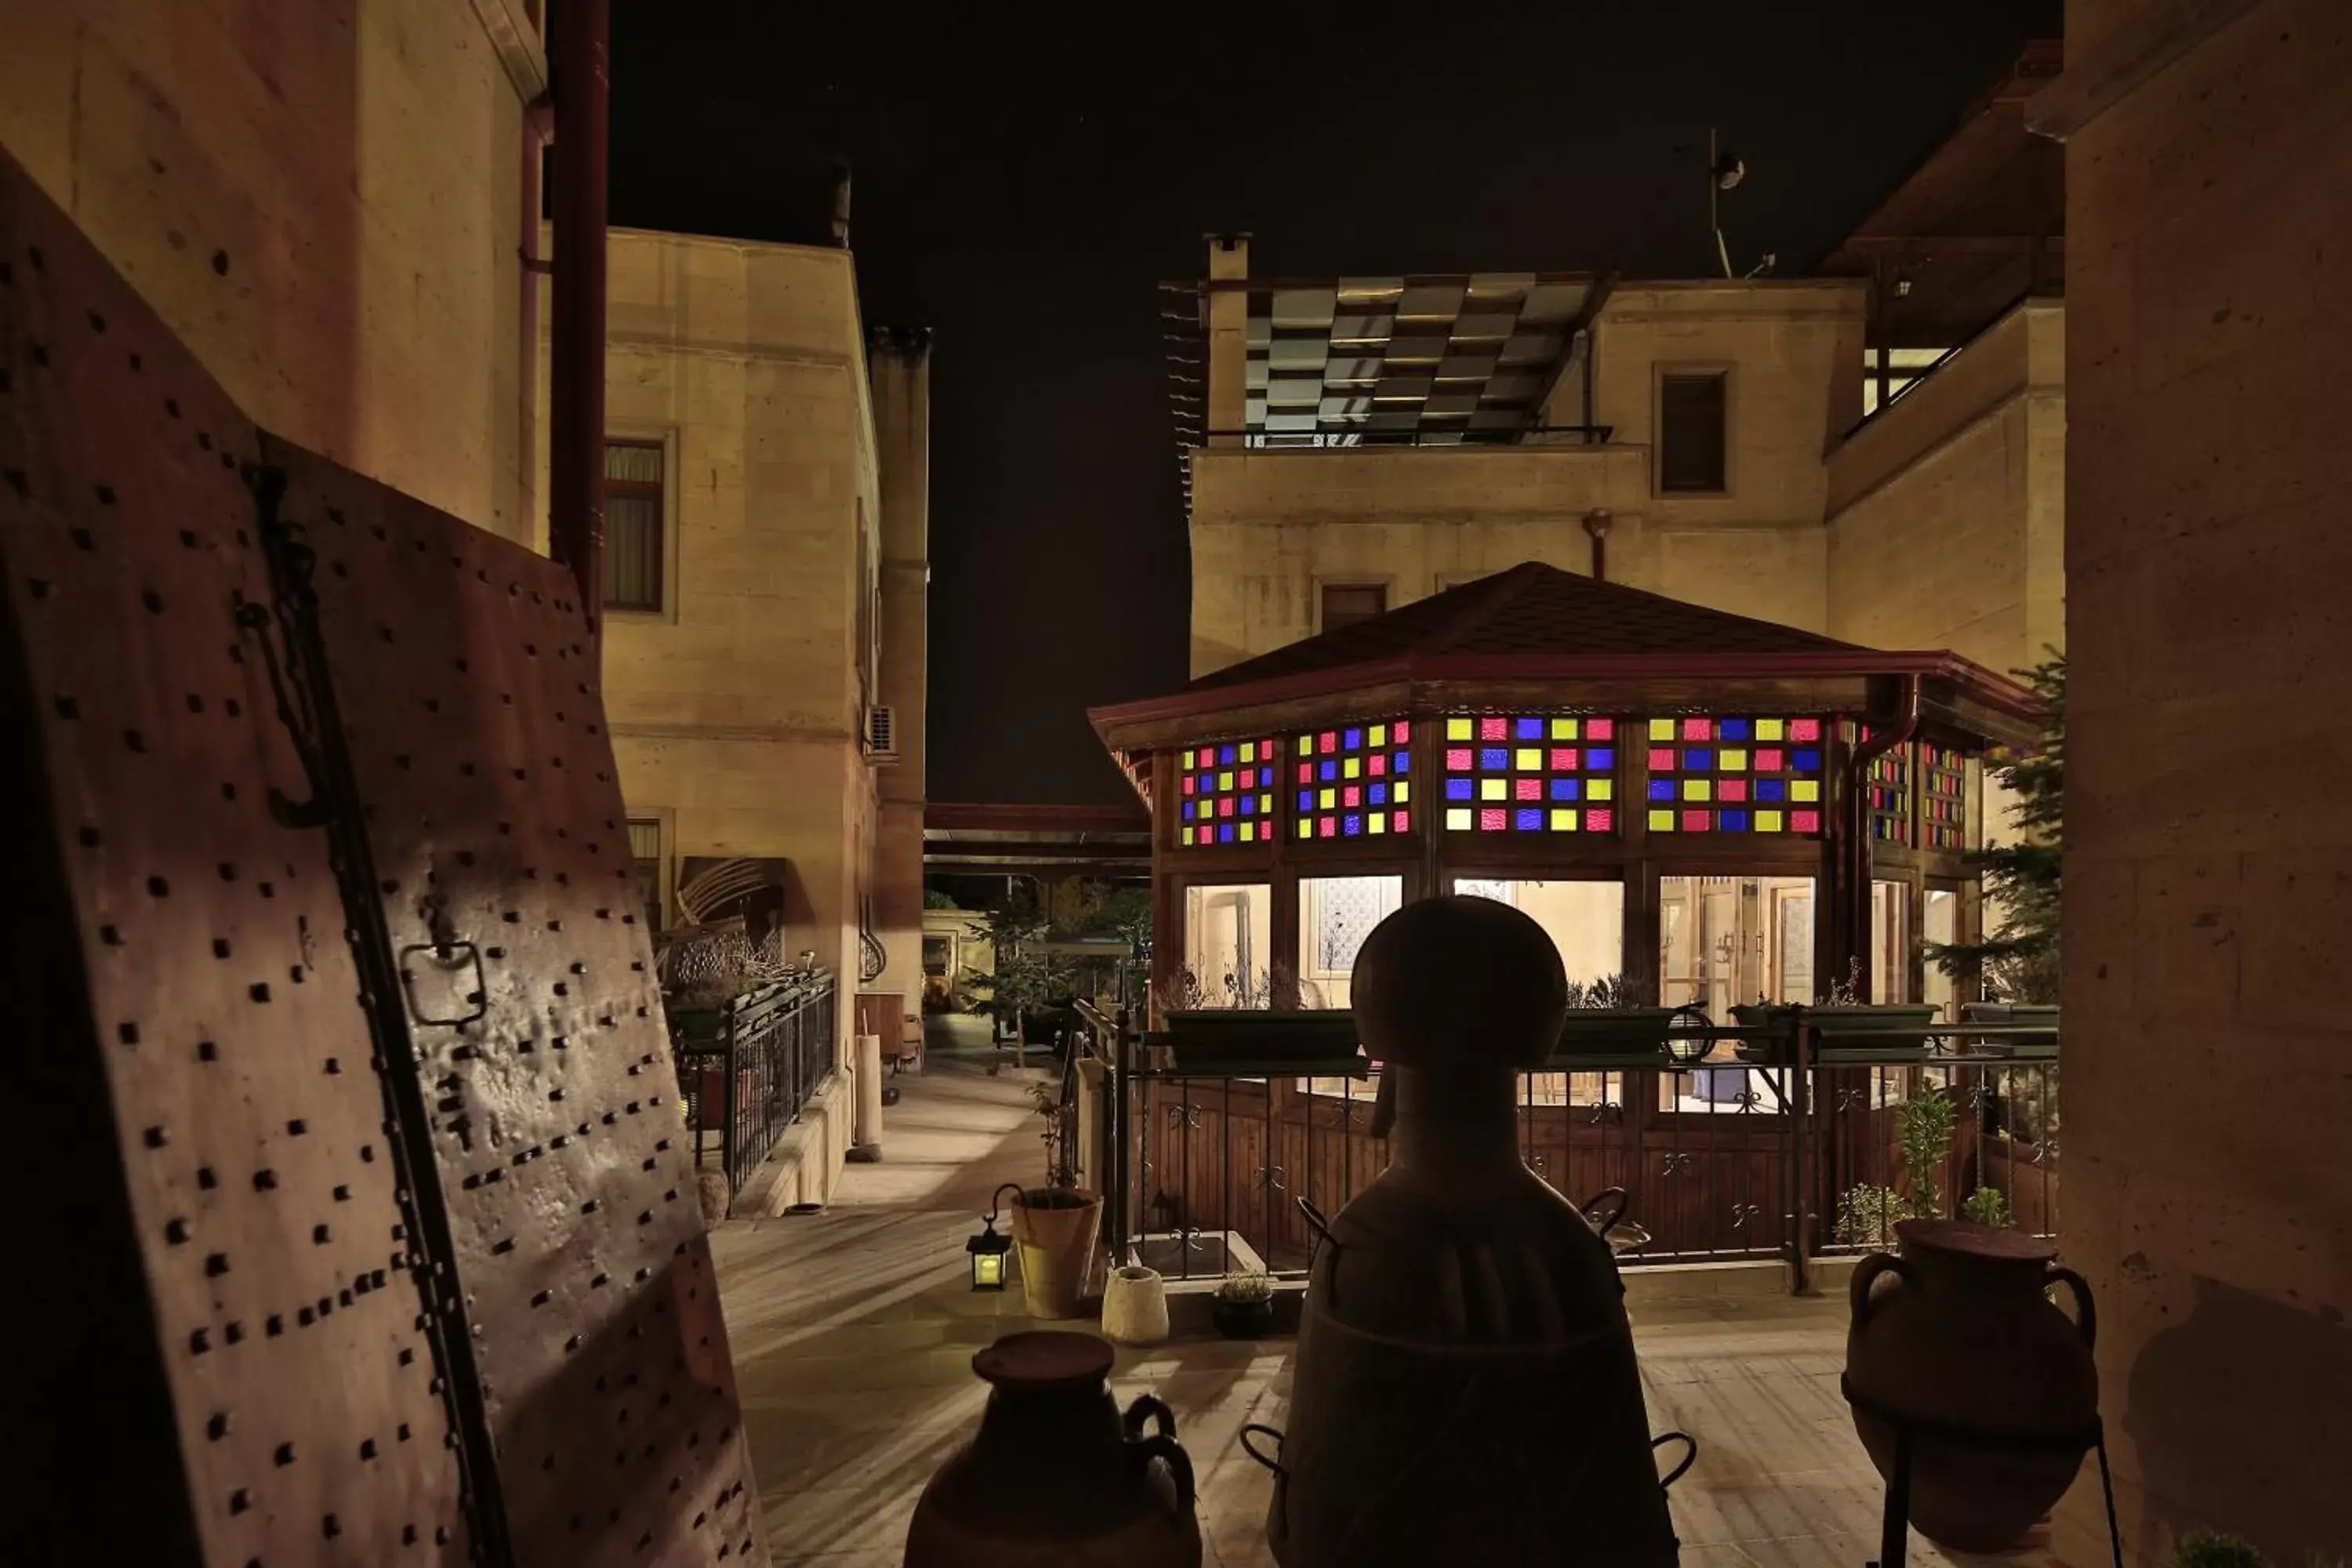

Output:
xmin=714 ymin=1062 xmax=2071 ymax=1567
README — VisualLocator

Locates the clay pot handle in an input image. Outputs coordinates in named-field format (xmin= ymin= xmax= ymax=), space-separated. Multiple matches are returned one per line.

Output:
xmin=1133 ymin=1432 xmax=1196 ymax=1516
xmin=2047 ymin=1265 xmax=2097 ymax=1350
xmin=1582 ymin=1185 xmax=1632 ymax=1238
xmin=1239 ymin=1423 xmax=1289 ymax=1481
xmin=1849 ymin=1251 xmax=1914 ymax=1330
xmin=1123 ymin=1393 xmax=1178 ymax=1442
xmin=1651 ymin=1430 xmax=1698 ymax=1490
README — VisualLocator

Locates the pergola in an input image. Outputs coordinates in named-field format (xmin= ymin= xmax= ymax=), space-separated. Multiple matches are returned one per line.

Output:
xmin=1089 ymin=564 xmax=2041 ymax=1024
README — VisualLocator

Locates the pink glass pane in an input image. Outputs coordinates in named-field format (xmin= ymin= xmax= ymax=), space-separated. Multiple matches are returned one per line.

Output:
xmin=1319 ymin=816 xmax=1337 ymax=838
xmin=1792 ymin=809 xmax=1821 ymax=833
xmin=1550 ymin=748 xmax=1579 ymax=771
xmin=1682 ymin=809 xmax=1712 ymax=832
xmin=1319 ymin=731 xmax=1338 ymax=753
xmin=1445 ymin=748 xmax=1473 ymax=771
xmin=1393 ymin=810 xmax=1410 ymax=833
xmin=1479 ymin=808 xmax=1507 ymax=832
xmin=1367 ymin=753 xmax=1387 ymax=777
xmin=1791 ymin=719 xmax=1822 ymax=742
xmin=1682 ymin=717 xmax=1712 ymax=741
xmin=1587 ymin=718 xmax=1613 ymax=741
xmin=1755 ymin=749 xmax=1784 ymax=772
xmin=1719 ymin=779 xmax=1748 ymax=802
xmin=1479 ymin=717 xmax=1508 ymax=742
xmin=1585 ymin=808 xmax=1613 ymax=833
xmin=1395 ymin=721 xmax=1411 ymax=743
xmin=1515 ymin=779 xmax=1541 ymax=801
xmin=1298 ymin=763 xmax=1313 ymax=784
xmin=1342 ymin=786 xmax=1362 ymax=808
xmin=1182 ymin=775 xmax=1196 ymax=796
xmin=1648 ymin=748 xmax=1675 ymax=772
xmin=1219 ymin=797 xmax=1235 ymax=817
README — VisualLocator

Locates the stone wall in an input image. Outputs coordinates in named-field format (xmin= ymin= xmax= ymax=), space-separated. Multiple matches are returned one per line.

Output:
xmin=870 ymin=336 xmax=931 ymax=1000
xmin=2053 ymin=0 xmax=2352 ymax=1560
xmin=585 ymin=228 xmax=883 ymax=1019
xmin=0 ymin=0 xmax=545 ymax=544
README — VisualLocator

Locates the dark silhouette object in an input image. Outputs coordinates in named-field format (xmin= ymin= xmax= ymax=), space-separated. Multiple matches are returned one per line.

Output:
xmin=1845 ymin=1219 xmax=2099 ymax=1552
xmin=1253 ymin=895 xmax=1682 ymax=1566
xmin=906 ymin=1331 xmax=1200 ymax=1566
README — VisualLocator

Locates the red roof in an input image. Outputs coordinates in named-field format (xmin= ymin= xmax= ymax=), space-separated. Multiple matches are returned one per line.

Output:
xmin=1189 ymin=562 xmax=1857 ymax=694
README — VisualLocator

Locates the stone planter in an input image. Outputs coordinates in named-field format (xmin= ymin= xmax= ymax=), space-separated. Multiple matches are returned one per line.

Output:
xmin=1551 ymin=1007 xmax=1686 ymax=1062
xmin=1010 ymin=1187 xmax=1103 ymax=1320
xmin=1160 ymin=1011 xmax=1359 ymax=1073
xmin=1733 ymin=1003 xmax=1937 ymax=1060
xmin=906 ymin=1331 xmax=1200 ymax=1567
xmin=1102 ymin=1265 xmax=1170 ymax=1346
xmin=1844 ymin=1219 xmax=2099 ymax=1552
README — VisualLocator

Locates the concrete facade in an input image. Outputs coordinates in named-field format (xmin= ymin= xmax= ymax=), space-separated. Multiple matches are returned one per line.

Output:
xmin=580 ymin=229 xmax=925 ymax=1032
xmin=870 ymin=336 xmax=933 ymax=999
xmin=2048 ymin=1 xmax=2352 ymax=1562
xmin=0 ymin=0 xmax=547 ymax=546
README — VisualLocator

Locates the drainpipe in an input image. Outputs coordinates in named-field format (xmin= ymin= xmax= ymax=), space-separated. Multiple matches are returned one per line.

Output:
xmin=1842 ymin=676 xmax=1922 ymax=1002
xmin=550 ymin=0 xmax=610 ymax=652
xmin=1581 ymin=510 xmax=1613 ymax=583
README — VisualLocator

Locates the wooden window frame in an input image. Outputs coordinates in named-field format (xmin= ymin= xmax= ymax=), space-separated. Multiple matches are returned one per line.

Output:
xmin=601 ymin=434 xmax=674 ymax=617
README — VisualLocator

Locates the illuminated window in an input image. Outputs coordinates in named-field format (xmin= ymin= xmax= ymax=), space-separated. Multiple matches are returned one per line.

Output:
xmin=1177 ymin=738 xmax=1279 ymax=847
xmin=1644 ymin=716 xmax=1824 ymax=834
xmin=1863 ymin=727 xmax=1910 ymax=844
xmin=1292 ymin=720 xmax=1412 ymax=840
xmin=1922 ymin=743 xmax=1969 ymax=851
xmin=603 ymin=439 xmax=665 ymax=611
xmin=1439 ymin=715 xmax=1618 ymax=834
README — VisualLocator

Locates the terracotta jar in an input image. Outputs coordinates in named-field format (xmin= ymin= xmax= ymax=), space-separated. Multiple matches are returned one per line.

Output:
xmin=1845 ymin=1219 xmax=2099 ymax=1552
xmin=1263 ymin=897 xmax=1682 ymax=1567
xmin=906 ymin=1331 xmax=1201 ymax=1568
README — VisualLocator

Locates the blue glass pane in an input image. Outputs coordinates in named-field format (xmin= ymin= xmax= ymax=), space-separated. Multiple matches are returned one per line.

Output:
xmin=1720 ymin=809 xmax=1751 ymax=832
xmin=1319 ymin=760 xmax=1338 ymax=782
xmin=1514 ymin=808 xmax=1544 ymax=831
xmin=1550 ymin=778 xmax=1581 ymax=801
xmin=1757 ymin=779 xmax=1788 ymax=802
xmin=1183 ymin=801 xmax=1197 ymax=820
xmin=1341 ymin=814 xmax=1363 ymax=837
xmin=1793 ymin=748 xmax=1823 ymax=771
xmin=1368 ymin=782 xmax=1389 ymax=806
xmin=1240 ymin=797 xmax=1255 ymax=816
xmin=1219 ymin=744 xmax=1237 ymax=765
xmin=1515 ymin=717 xmax=1544 ymax=740
xmin=1218 ymin=824 xmax=1236 ymax=843
xmin=1343 ymin=727 xmax=1364 ymax=750
xmin=1683 ymin=749 xmax=1714 ymax=771
xmin=1719 ymin=717 xmax=1752 ymax=742
xmin=1394 ymin=750 xmax=1411 ymax=774
xmin=1479 ymin=747 xmax=1509 ymax=771
xmin=1446 ymin=779 xmax=1474 ymax=801
xmin=1297 ymin=790 xmax=1314 ymax=811
xmin=1586 ymin=747 xmax=1614 ymax=771
xmin=1649 ymin=779 xmax=1675 ymax=801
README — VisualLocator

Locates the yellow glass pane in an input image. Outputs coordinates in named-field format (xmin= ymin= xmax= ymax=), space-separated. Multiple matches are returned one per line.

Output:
xmin=1792 ymin=780 xmax=1820 ymax=802
xmin=1682 ymin=779 xmax=1712 ymax=801
xmin=1259 ymin=795 xmax=1272 ymax=815
xmin=1395 ymin=781 xmax=1412 ymax=804
xmin=1649 ymin=809 xmax=1676 ymax=831
xmin=1552 ymin=717 xmax=1578 ymax=740
xmin=1446 ymin=808 xmax=1473 ymax=831
xmin=1480 ymin=778 xmax=1506 ymax=801
xmin=1343 ymin=757 xmax=1361 ymax=779
xmin=1756 ymin=719 xmax=1786 ymax=741
xmin=1649 ymin=718 xmax=1676 ymax=741
xmin=1218 ymin=771 xmax=1233 ymax=791
xmin=1515 ymin=747 xmax=1541 ymax=771
xmin=1240 ymin=822 xmax=1255 ymax=842
xmin=1550 ymin=808 xmax=1578 ymax=832
xmin=1757 ymin=810 xmax=1784 ymax=832
xmin=1298 ymin=734 xmax=1314 ymax=753
xmin=1589 ymin=779 xmax=1613 ymax=801
xmin=1368 ymin=815 xmax=1386 ymax=835
xmin=1182 ymin=750 xmax=1196 ymax=769
xmin=1369 ymin=724 xmax=1388 ymax=748
xmin=1298 ymin=820 xmax=1313 ymax=840
xmin=1447 ymin=717 xmax=1474 ymax=740
xmin=1719 ymin=748 xmax=1748 ymax=771
xmin=1319 ymin=788 xmax=1336 ymax=809
xmin=1241 ymin=742 xmax=1257 ymax=763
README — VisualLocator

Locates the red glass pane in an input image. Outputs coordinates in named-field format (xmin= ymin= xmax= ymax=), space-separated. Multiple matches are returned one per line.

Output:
xmin=1297 ymin=763 xmax=1312 ymax=784
xmin=1550 ymin=748 xmax=1579 ymax=772
xmin=1585 ymin=808 xmax=1613 ymax=833
xmin=1219 ymin=796 xmax=1236 ymax=817
xmin=1648 ymin=748 xmax=1675 ymax=772
xmin=1395 ymin=721 xmax=1412 ymax=743
xmin=1393 ymin=810 xmax=1410 ymax=833
xmin=1515 ymin=779 xmax=1541 ymax=801
xmin=1367 ymin=753 xmax=1387 ymax=777
xmin=1682 ymin=809 xmax=1712 ymax=832
xmin=1318 ymin=816 xmax=1337 ymax=838
xmin=1445 ymin=747 xmax=1473 ymax=771
xmin=1182 ymin=775 xmax=1196 ymax=796
xmin=1343 ymin=786 xmax=1362 ymax=808
xmin=1682 ymin=717 xmax=1713 ymax=741
xmin=1792 ymin=809 xmax=1821 ymax=834
xmin=1755 ymin=749 xmax=1784 ymax=772
xmin=1791 ymin=718 xmax=1822 ymax=742
xmin=1587 ymin=717 xmax=1614 ymax=741
xmin=1479 ymin=808 xmax=1507 ymax=832
xmin=1319 ymin=731 xmax=1338 ymax=754
xmin=1718 ymin=779 xmax=1748 ymax=802
xmin=1479 ymin=717 xmax=1507 ymax=742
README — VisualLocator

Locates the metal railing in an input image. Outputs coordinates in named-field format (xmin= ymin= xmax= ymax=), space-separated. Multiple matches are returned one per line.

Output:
xmin=1083 ymin=1011 xmax=2060 ymax=1290
xmin=673 ymin=971 xmax=837 ymax=1193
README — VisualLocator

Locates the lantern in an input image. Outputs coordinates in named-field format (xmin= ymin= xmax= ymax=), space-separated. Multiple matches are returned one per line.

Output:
xmin=967 ymin=1190 xmax=1014 ymax=1290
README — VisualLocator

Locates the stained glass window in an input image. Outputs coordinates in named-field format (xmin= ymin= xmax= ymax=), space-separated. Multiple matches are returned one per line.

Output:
xmin=1439 ymin=715 xmax=1618 ymax=833
xmin=1922 ymin=743 xmax=1969 ymax=851
xmin=1644 ymin=717 xmax=1824 ymax=834
xmin=1293 ymin=720 xmax=1412 ymax=840
xmin=1177 ymin=738 xmax=1279 ymax=846
xmin=1863 ymin=727 xmax=1910 ymax=844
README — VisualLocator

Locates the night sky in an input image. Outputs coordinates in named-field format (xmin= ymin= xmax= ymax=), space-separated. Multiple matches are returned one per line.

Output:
xmin=604 ymin=2 xmax=2060 ymax=807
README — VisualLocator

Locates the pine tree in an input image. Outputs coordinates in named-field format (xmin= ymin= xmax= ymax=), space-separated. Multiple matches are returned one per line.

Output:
xmin=1929 ymin=652 xmax=2063 ymax=1004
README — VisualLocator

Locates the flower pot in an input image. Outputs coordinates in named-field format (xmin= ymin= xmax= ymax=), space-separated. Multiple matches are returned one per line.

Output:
xmin=1160 ymin=1011 xmax=1359 ymax=1073
xmin=906 ymin=1331 xmax=1201 ymax=1567
xmin=1962 ymin=1001 xmax=2060 ymax=1055
xmin=1550 ymin=1007 xmax=1685 ymax=1062
xmin=1844 ymin=1219 xmax=2098 ymax=1553
xmin=1010 ymin=1188 xmax=1103 ymax=1319
xmin=1210 ymin=1296 xmax=1275 ymax=1339
xmin=1102 ymin=1265 xmax=1170 ymax=1346
xmin=1732 ymin=1003 xmax=1937 ymax=1059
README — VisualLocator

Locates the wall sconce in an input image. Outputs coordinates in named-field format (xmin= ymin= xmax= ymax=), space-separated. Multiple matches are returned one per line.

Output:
xmin=966 ymin=1183 xmax=1019 ymax=1290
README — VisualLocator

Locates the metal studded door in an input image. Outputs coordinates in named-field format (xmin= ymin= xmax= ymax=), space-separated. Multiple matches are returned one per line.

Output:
xmin=1 ymin=147 xmax=767 ymax=1567
xmin=0 ymin=158 xmax=477 ymax=1563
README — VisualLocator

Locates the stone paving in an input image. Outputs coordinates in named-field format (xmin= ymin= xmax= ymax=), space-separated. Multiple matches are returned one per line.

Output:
xmin=714 ymin=1062 xmax=2071 ymax=1567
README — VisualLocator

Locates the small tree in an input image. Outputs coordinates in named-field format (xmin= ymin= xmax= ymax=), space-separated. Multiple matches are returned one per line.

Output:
xmin=974 ymin=893 xmax=1056 ymax=1043
xmin=1929 ymin=652 xmax=2063 ymax=1004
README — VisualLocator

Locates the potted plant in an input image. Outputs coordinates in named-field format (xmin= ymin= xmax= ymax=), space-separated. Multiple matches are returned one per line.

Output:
xmin=1210 ymin=1269 xmax=1276 ymax=1338
xmin=1156 ymin=965 xmax=1362 ymax=1072
xmin=1733 ymin=960 xmax=1936 ymax=1061
xmin=1550 ymin=972 xmax=1687 ymax=1062
xmin=2172 ymin=1535 xmax=2270 ymax=1568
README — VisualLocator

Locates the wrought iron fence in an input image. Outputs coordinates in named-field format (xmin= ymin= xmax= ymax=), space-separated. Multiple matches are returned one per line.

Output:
xmin=673 ymin=971 xmax=838 ymax=1193
xmin=1087 ymin=1013 xmax=2060 ymax=1288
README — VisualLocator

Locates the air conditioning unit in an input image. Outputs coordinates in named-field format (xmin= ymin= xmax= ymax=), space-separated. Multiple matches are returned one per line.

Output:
xmin=862 ymin=705 xmax=899 ymax=764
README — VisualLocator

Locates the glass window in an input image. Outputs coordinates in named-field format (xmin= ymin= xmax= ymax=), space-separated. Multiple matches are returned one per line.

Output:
xmin=1923 ymin=888 xmax=1959 ymax=1022
xmin=1298 ymin=875 xmax=1403 ymax=1011
xmin=1178 ymin=884 xmax=1272 ymax=1009
xmin=1643 ymin=716 xmax=1825 ymax=836
xmin=1872 ymin=880 xmax=1912 ymax=1004
xmin=1455 ymin=878 xmax=1624 ymax=1106
xmin=1657 ymin=875 xmax=1815 ymax=1112
xmin=1658 ymin=372 xmax=1727 ymax=492
xmin=1290 ymin=720 xmax=1412 ymax=840
xmin=1440 ymin=714 xmax=1618 ymax=835
xmin=1320 ymin=582 xmax=1386 ymax=631
xmin=603 ymin=439 xmax=664 ymax=611
xmin=1175 ymin=738 xmax=1279 ymax=848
